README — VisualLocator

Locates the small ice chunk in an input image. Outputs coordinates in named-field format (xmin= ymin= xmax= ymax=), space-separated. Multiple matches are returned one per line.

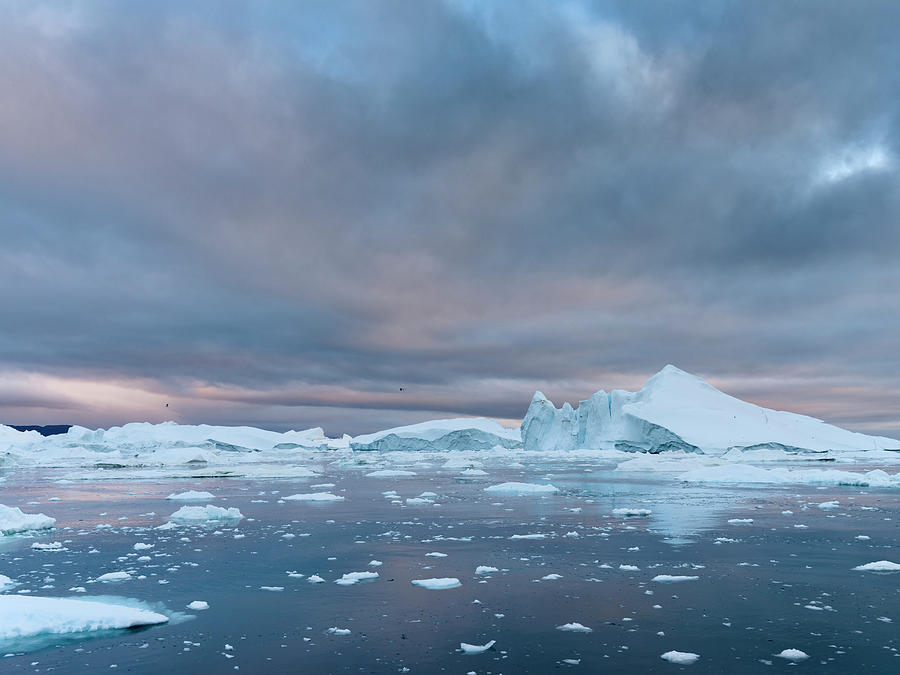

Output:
xmin=327 ymin=627 xmax=351 ymax=635
xmin=652 ymin=575 xmax=699 ymax=583
xmin=169 ymin=505 xmax=243 ymax=522
xmin=335 ymin=572 xmax=379 ymax=586
xmin=460 ymin=639 xmax=496 ymax=655
xmin=187 ymin=601 xmax=209 ymax=610
xmin=307 ymin=575 xmax=325 ymax=583
xmin=166 ymin=491 xmax=215 ymax=501
xmin=556 ymin=622 xmax=592 ymax=633
xmin=425 ymin=552 xmax=447 ymax=558
xmin=476 ymin=566 xmax=499 ymax=575
xmin=775 ymin=649 xmax=809 ymax=661
xmin=541 ymin=574 xmax=563 ymax=581
xmin=852 ymin=560 xmax=900 ymax=571
xmin=411 ymin=578 xmax=461 ymax=590
xmin=368 ymin=560 xmax=383 ymax=567
xmin=660 ymin=650 xmax=700 ymax=665
xmin=612 ymin=508 xmax=651 ymax=517
xmin=365 ymin=470 xmax=417 ymax=477
xmin=284 ymin=493 xmax=344 ymax=502
xmin=31 ymin=542 xmax=66 ymax=552
xmin=94 ymin=572 xmax=132 ymax=582
xmin=484 ymin=482 xmax=558 ymax=495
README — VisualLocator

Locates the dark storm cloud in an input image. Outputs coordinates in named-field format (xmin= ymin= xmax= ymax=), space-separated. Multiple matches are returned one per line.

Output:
xmin=1 ymin=0 xmax=899 ymax=435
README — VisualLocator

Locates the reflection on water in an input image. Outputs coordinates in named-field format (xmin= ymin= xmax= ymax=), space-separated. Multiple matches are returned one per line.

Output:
xmin=0 ymin=465 xmax=897 ymax=673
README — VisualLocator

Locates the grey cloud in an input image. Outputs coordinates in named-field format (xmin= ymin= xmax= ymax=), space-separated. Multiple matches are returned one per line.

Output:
xmin=0 ymin=1 xmax=899 ymax=436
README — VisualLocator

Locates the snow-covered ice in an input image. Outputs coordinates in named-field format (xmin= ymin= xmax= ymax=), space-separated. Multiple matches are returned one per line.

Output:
xmin=0 ymin=504 xmax=56 ymax=535
xmin=556 ymin=622 xmax=592 ymax=633
xmin=0 ymin=596 xmax=168 ymax=640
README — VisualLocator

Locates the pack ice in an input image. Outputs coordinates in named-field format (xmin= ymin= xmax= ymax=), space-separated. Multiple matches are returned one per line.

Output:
xmin=522 ymin=365 xmax=900 ymax=453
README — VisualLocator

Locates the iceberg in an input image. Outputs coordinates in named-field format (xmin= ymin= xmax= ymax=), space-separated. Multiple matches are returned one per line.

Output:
xmin=0 ymin=596 xmax=168 ymax=641
xmin=351 ymin=418 xmax=521 ymax=452
xmin=522 ymin=365 xmax=900 ymax=453
xmin=0 ymin=504 xmax=56 ymax=535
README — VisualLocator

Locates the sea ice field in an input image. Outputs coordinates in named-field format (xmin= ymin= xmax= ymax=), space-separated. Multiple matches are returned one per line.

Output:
xmin=0 ymin=453 xmax=898 ymax=673
xmin=1 ymin=369 xmax=899 ymax=672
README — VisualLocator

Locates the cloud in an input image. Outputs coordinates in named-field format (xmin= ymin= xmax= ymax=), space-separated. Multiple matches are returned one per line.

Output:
xmin=0 ymin=0 xmax=899 ymax=436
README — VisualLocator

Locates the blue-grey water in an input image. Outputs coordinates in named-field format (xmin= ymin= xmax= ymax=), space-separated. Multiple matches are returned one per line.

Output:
xmin=0 ymin=464 xmax=898 ymax=673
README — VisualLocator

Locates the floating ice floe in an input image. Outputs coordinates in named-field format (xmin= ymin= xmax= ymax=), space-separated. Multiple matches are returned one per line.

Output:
xmin=335 ymin=572 xmax=379 ymax=586
xmin=660 ymin=650 xmax=700 ymax=665
xmin=775 ymin=649 xmax=809 ymax=661
xmin=852 ymin=560 xmax=900 ymax=572
xmin=169 ymin=505 xmax=244 ymax=523
xmin=166 ymin=491 xmax=215 ymax=501
xmin=612 ymin=507 xmax=651 ymax=517
xmin=556 ymin=622 xmax=592 ymax=633
xmin=475 ymin=566 xmax=499 ymax=575
xmin=0 ymin=596 xmax=168 ymax=641
xmin=0 ymin=574 xmax=15 ymax=591
xmin=509 ymin=534 xmax=546 ymax=540
xmin=0 ymin=504 xmax=56 ymax=535
xmin=652 ymin=575 xmax=699 ymax=583
xmin=411 ymin=577 xmax=461 ymax=590
xmin=327 ymin=627 xmax=351 ymax=635
xmin=187 ymin=600 xmax=208 ymax=610
xmin=31 ymin=542 xmax=66 ymax=552
xmin=283 ymin=493 xmax=344 ymax=502
xmin=93 ymin=571 xmax=131 ymax=582
xmin=460 ymin=639 xmax=496 ymax=655
xmin=365 ymin=470 xmax=417 ymax=478
xmin=484 ymin=482 xmax=558 ymax=495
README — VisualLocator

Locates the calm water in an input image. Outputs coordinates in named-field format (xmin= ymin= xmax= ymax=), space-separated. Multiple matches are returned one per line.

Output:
xmin=0 ymin=463 xmax=898 ymax=673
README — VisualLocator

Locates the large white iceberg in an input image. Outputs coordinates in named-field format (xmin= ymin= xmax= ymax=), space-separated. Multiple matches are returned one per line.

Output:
xmin=0 ymin=505 xmax=56 ymax=535
xmin=0 ymin=596 xmax=168 ymax=641
xmin=351 ymin=418 xmax=521 ymax=452
xmin=522 ymin=365 xmax=900 ymax=453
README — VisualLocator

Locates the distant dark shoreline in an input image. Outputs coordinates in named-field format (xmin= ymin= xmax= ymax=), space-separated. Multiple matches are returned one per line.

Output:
xmin=6 ymin=424 xmax=72 ymax=436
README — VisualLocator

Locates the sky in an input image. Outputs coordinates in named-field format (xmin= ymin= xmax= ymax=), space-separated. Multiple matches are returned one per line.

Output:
xmin=1 ymin=0 xmax=899 ymax=437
